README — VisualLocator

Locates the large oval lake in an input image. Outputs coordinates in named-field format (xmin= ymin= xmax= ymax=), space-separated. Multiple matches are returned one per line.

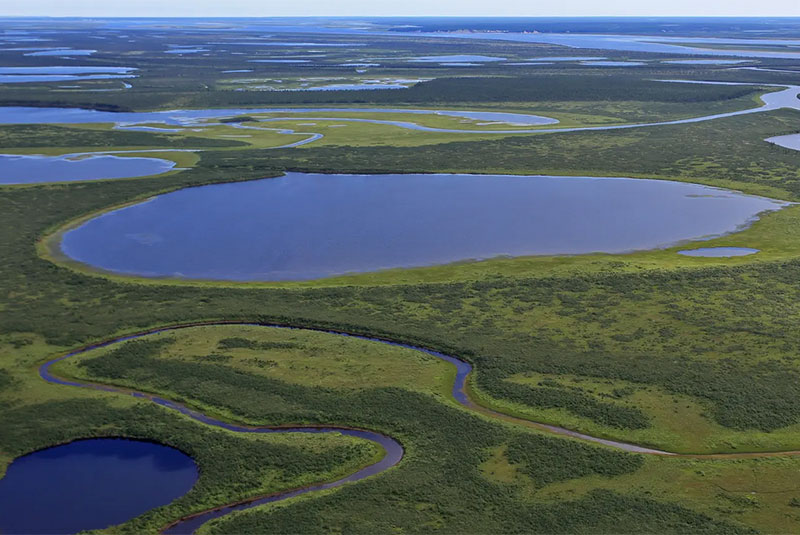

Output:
xmin=60 ymin=173 xmax=786 ymax=281
xmin=0 ymin=438 xmax=198 ymax=534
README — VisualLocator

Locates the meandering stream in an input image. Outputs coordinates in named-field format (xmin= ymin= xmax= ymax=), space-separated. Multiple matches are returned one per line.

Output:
xmin=36 ymin=321 xmax=800 ymax=534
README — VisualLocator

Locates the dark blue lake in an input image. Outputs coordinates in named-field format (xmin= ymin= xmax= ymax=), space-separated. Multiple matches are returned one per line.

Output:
xmin=0 ymin=153 xmax=176 ymax=184
xmin=59 ymin=173 xmax=786 ymax=281
xmin=0 ymin=439 xmax=198 ymax=534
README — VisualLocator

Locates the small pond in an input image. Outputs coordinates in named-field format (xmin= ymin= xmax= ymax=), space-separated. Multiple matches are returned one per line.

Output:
xmin=580 ymin=61 xmax=646 ymax=66
xmin=0 ymin=153 xmax=176 ymax=184
xmin=766 ymin=133 xmax=800 ymax=151
xmin=249 ymin=59 xmax=311 ymax=63
xmin=408 ymin=55 xmax=506 ymax=62
xmin=0 ymin=66 xmax=135 ymax=74
xmin=0 ymin=438 xmax=198 ymax=534
xmin=59 ymin=173 xmax=786 ymax=281
xmin=527 ymin=56 xmax=607 ymax=61
xmin=0 ymin=74 xmax=135 ymax=84
xmin=678 ymin=247 xmax=760 ymax=257
xmin=25 ymin=48 xmax=96 ymax=56
xmin=663 ymin=59 xmax=751 ymax=65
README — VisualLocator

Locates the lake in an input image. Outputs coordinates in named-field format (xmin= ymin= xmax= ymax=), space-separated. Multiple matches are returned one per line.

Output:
xmin=59 ymin=173 xmax=786 ymax=281
xmin=0 ymin=439 xmax=198 ymax=534
xmin=766 ymin=133 xmax=800 ymax=151
xmin=580 ymin=61 xmax=646 ymax=66
xmin=408 ymin=55 xmax=506 ymax=62
xmin=0 ymin=153 xmax=176 ymax=184
xmin=678 ymin=247 xmax=760 ymax=257
xmin=0 ymin=66 xmax=135 ymax=74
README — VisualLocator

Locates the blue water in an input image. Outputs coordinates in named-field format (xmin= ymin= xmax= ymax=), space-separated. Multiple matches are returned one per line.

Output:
xmin=0 ymin=153 xmax=176 ymax=184
xmin=408 ymin=55 xmax=506 ymax=62
xmin=0 ymin=67 xmax=135 ymax=74
xmin=0 ymin=439 xmax=198 ymax=535
xmin=433 ymin=110 xmax=558 ymax=125
xmin=0 ymin=74 xmax=136 ymax=84
xmin=405 ymin=31 xmax=800 ymax=60
xmin=25 ymin=48 xmax=96 ymax=56
xmin=527 ymin=56 xmax=607 ymax=61
xmin=0 ymin=105 xmax=559 ymax=128
xmin=2 ymin=79 xmax=798 ymax=134
xmin=5 ymin=19 xmax=800 ymax=59
xmin=580 ymin=61 xmax=646 ymax=67
xmin=165 ymin=48 xmax=208 ymax=54
xmin=678 ymin=247 xmax=760 ymax=257
xmin=219 ymin=41 xmax=366 ymax=47
xmin=766 ymin=133 xmax=800 ymax=151
xmin=171 ymin=19 xmax=800 ymax=59
xmin=249 ymin=59 xmax=311 ymax=63
xmin=60 ymin=173 xmax=786 ymax=281
xmin=663 ymin=59 xmax=751 ymax=65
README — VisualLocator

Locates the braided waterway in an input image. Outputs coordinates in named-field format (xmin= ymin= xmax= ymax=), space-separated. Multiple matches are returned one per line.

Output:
xmin=36 ymin=321 xmax=800 ymax=534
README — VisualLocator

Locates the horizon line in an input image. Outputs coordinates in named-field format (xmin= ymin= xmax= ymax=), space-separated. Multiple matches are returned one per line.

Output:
xmin=3 ymin=15 xmax=800 ymax=19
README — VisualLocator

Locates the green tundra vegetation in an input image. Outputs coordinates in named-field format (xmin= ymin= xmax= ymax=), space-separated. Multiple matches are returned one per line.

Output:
xmin=45 ymin=327 xmax=800 ymax=534
xmin=4 ymin=28 xmax=800 ymax=533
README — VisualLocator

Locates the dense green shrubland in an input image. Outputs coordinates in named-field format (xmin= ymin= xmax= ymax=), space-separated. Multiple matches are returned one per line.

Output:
xmin=0 ymin=398 xmax=379 ymax=533
xmin=2 ymin=76 xmax=800 ymax=532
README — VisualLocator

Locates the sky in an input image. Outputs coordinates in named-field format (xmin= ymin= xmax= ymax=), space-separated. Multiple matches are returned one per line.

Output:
xmin=2 ymin=0 xmax=800 ymax=17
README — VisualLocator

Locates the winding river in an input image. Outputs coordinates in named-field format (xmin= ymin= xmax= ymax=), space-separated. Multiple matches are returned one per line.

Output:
xmin=37 ymin=322 xmax=800 ymax=534
xmin=0 ymin=81 xmax=797 ymax=143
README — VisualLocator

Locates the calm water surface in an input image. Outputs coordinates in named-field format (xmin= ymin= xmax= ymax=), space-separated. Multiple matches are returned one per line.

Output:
xmin=26 ymin=48 xmax=96 ymax=56
xmin=408 ymin=55 xmax=506 ymax=62
xmin=0 ymin=66 xmax=135 ymax=74
xmin=0 ymin=105 xmax=558 ymax=128
xmin=0 ymin=153 xmax=176 ymax=184
xmin=60 ymin=173 xmax=786 ymax=281
xmin=663 ymin=59 xmax=751 ymax=65
xmin=0 ymin=439 xmax=198 ymax=534
xmin=580 ymin=61 xmax=646 ymax=66
xmin=766 ymin=133 xmax=800 ymax=151
xmin=0 ymin=74 xmax=135 ymax=84
xmin=678 ymin=247 xmax=760 ymax=257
